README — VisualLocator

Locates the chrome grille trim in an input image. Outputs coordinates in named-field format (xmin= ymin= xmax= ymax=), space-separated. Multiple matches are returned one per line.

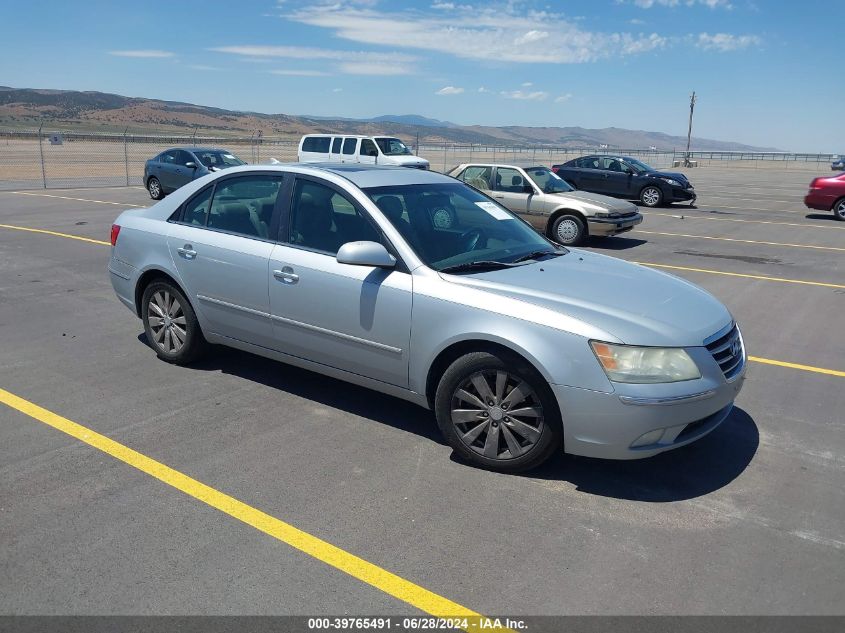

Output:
xmin=705 ymin=323 xmax=745 ymax=381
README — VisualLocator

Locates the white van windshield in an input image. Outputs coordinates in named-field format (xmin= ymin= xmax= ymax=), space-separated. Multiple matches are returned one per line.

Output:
xmin=375 ymin=137 xmax=412 ymax=156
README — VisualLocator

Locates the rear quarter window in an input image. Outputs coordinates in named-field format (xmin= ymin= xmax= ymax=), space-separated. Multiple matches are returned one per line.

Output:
xmin=302 ymin=137 xmax=331 ymax=153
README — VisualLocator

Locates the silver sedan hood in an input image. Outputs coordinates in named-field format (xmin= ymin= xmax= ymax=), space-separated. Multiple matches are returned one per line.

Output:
xmin=441 ymin=250 xmax=731 ymax=347
xmin=550 ymin=191 xmax=638 ymax=214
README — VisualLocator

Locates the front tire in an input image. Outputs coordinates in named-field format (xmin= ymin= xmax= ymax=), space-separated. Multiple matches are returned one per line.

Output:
xmin=833 ymin=197 xmax=845 ymax=221
xmin=640 ymin=185 xmax=663 ymax=208
xmin=434 ymin=352 xmax=563 ymax=472
xmin=147 ymin=177 xmax=164 ymax=200
xmin=141 ymin=280 xmax=207 ymax=364
xmin=550 ymin=213 xmax=587 ymax=246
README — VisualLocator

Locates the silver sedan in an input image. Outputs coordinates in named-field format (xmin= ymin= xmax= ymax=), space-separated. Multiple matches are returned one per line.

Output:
xmin=109 ymin=164 xmax=745 ymax=472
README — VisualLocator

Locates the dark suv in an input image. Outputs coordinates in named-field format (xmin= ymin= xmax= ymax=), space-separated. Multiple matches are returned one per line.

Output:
xmin=553 ymin=155 xmax=696 ymax=208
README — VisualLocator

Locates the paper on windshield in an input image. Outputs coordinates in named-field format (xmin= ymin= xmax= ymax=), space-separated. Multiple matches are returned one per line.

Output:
xmin=223 ymin=154 xmax=236 ymax=159
xmin=475 ymin=201 xmax=512 ymax=220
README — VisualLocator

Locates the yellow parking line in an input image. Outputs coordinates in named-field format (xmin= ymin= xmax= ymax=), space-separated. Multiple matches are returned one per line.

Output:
xmin=0 ymin=388 xmax=498 ymax=629
xmin=8 ymin=191 xmax=146 ymax=207
xmin=642 ymin=211 xmax=845 ymax=231
xmin=635 ymin=262 xmax=845 ymax=289
xmin=635 ymin=230 xmax=845 ymax=252
xmin=0 ymin=223 xmax=110 ymax=246
xmin=749 ymin=357 xmax=845 ymax=378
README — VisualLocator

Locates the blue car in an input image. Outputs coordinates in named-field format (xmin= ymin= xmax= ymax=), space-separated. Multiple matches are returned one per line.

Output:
xmin=144 ymin=147 xmax=245 ymax=199
xmin=832 ymin=156 xmax=844 ymax=171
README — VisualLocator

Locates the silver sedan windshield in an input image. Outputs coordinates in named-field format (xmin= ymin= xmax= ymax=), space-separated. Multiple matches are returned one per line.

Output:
xmin=364 ymin=182 xmax=559 ymax=271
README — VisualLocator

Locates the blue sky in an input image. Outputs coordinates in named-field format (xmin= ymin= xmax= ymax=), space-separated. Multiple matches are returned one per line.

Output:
xmin=2 ymin=0 xmax=842 ymax=151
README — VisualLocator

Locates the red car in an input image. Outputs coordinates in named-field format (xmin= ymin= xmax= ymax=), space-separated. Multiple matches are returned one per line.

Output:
xmin=805 ymin=173 xmax=845 ymax=221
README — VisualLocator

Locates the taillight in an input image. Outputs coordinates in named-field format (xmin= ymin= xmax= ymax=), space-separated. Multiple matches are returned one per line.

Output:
xmin=809 ymin=178 xmax=821 ymax=189
xmin=110 ymin=224 xmax=121 ymax=246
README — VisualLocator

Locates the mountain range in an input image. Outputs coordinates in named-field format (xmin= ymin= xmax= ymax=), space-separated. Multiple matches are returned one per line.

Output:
xmin=0 ymin=86 xmax=780 ymax=151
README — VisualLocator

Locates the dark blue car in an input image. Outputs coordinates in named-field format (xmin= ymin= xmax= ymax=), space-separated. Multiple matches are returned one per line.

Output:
xmin=552 ymin=155 xmax=697 ymax=208
xmin=143 ymin=147 xmax=245 ymax=199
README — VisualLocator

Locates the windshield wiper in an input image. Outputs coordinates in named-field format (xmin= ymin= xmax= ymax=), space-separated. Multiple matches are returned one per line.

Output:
xmin=511 ymin=250 xmax=565 ymax=263
xmin=439 ymin=260 xmax=525 ymax=274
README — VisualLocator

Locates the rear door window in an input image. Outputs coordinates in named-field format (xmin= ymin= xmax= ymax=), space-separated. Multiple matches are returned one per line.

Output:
xmin=331 ymin=137 xmax=342 ymax=154
xmin=206 ymin=175 xmax=284 ymax=239
xmin=302 ymin=137 xmax=331 ymax=153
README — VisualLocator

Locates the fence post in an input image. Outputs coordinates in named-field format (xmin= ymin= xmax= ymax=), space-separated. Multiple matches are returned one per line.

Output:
xmin=443 ymin=145 xmax=447 ymax=172
xmin=38 ymin=123 xmax=47 ymax=189
xmin=123 ymin=127 xmax=129 ymax=186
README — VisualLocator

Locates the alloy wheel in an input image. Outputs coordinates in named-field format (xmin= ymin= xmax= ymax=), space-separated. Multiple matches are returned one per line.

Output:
xmin=642 ymin=187 xmax=661 ymax=207
xmin=450 ymin=370 xmax=545 ymax=460
xmin=836 ymin=199 xmax=845 ymax=219
xmin=148 ymin=179 xmax=161 ymax=198
xmin=555 ymin=218 xmax=580 ymax=243
xmin=147 ymin=290 xmax=187 ymax=353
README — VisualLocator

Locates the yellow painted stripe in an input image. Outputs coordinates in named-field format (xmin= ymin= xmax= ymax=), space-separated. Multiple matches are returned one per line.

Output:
xmin=636 ymin=230 xmax=845 ymax=253
xmin=642 ymin=211 xmax=845 ymax=231
xmin=0 ymin=223 xmax=111 ymax=246
xmin=748 ymin=357 xmax=845 ymax=378
xmin=0 ymin=387 xmax=501 ymax=630
xmin=636 ymin=262 xmax=845 ymax=290
xmin=8 ymin=191 xmax=146 ymax=207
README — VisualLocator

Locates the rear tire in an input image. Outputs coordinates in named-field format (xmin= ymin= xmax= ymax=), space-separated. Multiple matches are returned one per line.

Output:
xmin=640 ymin=185 xmax=663 ymax=208
xmin=833 ymin=197 xmax=845 ymax=221
xmin=147 ymin=177 xmax=164 ymax=200
xmin=550 ymin=213 xmax=587 ymax=246
xmin=141 ymin=280 xmax=207 ymax=364
xmin=434 ymin=352 xmax=562 ymax=472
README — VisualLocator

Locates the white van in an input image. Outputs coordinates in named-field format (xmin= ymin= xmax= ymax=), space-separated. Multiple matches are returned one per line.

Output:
xmin=297 ymin=134 xmax=430 ymax=170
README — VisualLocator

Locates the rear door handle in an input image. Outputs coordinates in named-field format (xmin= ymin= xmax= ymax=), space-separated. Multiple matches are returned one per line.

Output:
xmin=177 ymin=244 xmax=197 ymax=259
xmin=273 ymin=267 xmax=299 ymax=284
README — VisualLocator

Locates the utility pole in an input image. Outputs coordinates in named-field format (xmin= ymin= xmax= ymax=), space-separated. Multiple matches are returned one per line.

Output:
xmin=684 ymin=91 xmax=696 ymax=167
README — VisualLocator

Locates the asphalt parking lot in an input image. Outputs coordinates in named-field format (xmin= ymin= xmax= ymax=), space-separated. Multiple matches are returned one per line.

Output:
xmin=1 ymin=166 xmax=843 ymax=621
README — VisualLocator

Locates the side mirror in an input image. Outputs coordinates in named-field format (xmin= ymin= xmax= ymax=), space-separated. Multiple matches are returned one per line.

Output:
xmin=368 ymin=150 xmax=379 ymax=157
xmin=336 ymin=241 xmax=396 ymax=268
xmin=522 ymin=183 xmax=535 ymax=194
xmin=185 ymin=161 xmax=197 ymax=169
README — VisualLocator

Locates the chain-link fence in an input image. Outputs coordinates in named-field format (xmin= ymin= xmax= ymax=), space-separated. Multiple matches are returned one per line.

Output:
xmin=0 ymin=128 xmax=836 ymax=191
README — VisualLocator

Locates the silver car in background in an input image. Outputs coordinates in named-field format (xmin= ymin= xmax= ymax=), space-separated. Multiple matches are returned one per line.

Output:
xmin=448 ymin=163 xmax=642 ymax=245
xmin=109 ymin=164 xmax=745 ymax=472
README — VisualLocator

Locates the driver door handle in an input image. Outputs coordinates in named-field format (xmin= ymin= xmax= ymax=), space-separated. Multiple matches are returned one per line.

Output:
xmin=493 ymin=195 xmax=504 ymax=199
xmin=273 ymin=267 xmax=299 ymax=284
xmin=177 ymin=244 xmax=197 ymax=259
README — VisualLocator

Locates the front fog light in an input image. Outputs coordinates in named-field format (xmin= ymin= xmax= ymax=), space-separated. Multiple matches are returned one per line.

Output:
xmin=590 ymin=341 xmax=701 ymax=384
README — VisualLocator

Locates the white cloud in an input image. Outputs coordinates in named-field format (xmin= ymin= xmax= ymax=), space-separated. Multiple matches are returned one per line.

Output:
xmin=338 ymin=61 xmax=412 ymax=75
xmin=501 ymin=90 xmax=548 ymax=101
xmin=522 ymin=82 xmax=533 ymax=87
xmin=187 ymin=64 xmax=222 ymax=71
xmin=270 ymin=69 xmax=331 ymax=76
xmin=431 ymin=1 xmax=455 ymax=8
xmin=554 ymin=93 xmax=573 ymax=103
xmin=695 ymin=32 xmax=761 ymax=51
xmin=332 ymin=87 xmax=343 ymax=92
xmin=629 ymin=18 xmax=646 ymax=25
xmin=210 ymin=45 xmax=415 ymax=63
xmin=288 ymin=4 xmax=669 ymax=64
xmin=478 ymin=86 xmax=491 ymax=93
xmin=436 ymin=86 xmax=464 ymax=95
xmin=109 ymin=50 xmax=174 ymax=58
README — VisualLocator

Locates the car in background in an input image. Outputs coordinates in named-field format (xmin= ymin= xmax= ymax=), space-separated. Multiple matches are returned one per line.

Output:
xmin=805 ymin=172 xmax=845 ymax=220
xmin=553 ymin=155 xmax=697 ymax=208
xmin=831 ymin=156 xmax=845 ymax=171
xmin=144 ymin=147 xmax=245 ymax=199
xmin=298 ymin=134 xmax=429 ymax=169
xmin=109 ymin=163 xmax=745 ymax=472
xmin=448 ymin=163 xmax=642 ymax=246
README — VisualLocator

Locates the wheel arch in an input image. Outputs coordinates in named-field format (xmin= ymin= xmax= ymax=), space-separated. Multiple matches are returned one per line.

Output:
xmin=134 ymin=268 xmax=190 ymax=318
xmin=424 ymin=338 xmax=554 ymax=410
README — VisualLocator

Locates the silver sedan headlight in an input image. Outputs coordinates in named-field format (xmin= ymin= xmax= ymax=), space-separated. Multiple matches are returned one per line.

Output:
xmin=590 ymin=341 xmax=701 ymax=383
